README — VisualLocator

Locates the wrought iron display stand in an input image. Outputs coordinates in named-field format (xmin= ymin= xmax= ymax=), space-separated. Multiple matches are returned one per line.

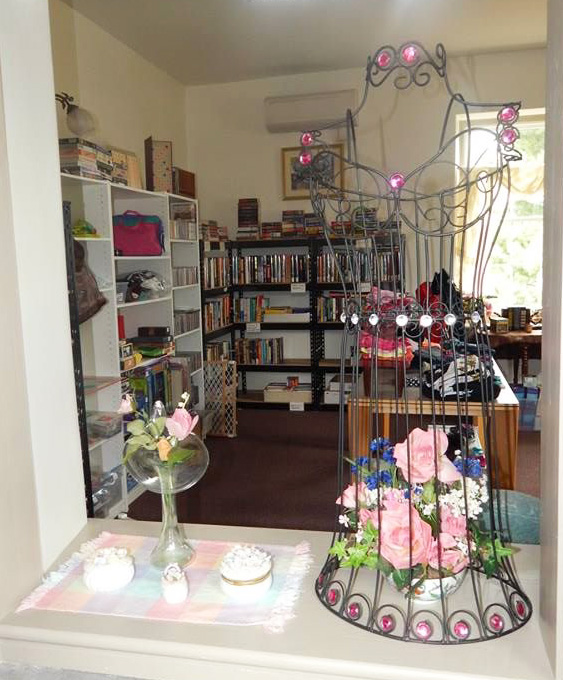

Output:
xmin=297 ymin=42 xmax=532 ymax=643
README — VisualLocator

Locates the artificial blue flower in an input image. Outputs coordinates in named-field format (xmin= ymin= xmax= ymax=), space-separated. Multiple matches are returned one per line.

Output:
xmin=365 ymin=472 xmax=379 ymax=490
xmin=382 ymin=448 xmax=396 ymax=464
xmin=378 ymin=470 xmax=392 ymax=486
xmin=403 ymin=489 xmax=411 ymax=499
xmin=454 ymin=457 xmax=483 ymax=478
xmin=370 ymin=437 xmax=391 ymax=452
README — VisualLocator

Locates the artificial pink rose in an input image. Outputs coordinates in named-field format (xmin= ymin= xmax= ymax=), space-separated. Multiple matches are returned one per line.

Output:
xmin=393 ymin=428 xmax=461 ymax=484
xmin=166 ymin=408 xmax=198 ymax=441
xmin=428 ymin=533 xmax=469 ymax=574
xmin=378 ymin=502 xmax=433 ymax=570
xmin=439 ymin=505 xmax=467 ymax=537
xmin=336 ymin=482 xmax=369 ymax=509
xmin=358 ymin=507 xmax=379 ymax=529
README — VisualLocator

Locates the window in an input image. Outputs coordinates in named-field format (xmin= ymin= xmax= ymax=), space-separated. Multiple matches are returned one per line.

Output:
xmin=456 ymin=110 xmax=544 ymax=312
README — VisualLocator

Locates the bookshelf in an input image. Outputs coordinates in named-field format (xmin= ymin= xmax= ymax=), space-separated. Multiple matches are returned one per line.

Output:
xmin=61 ymin=173 xmax=204 ymax=519
xmin=198 ymin=235 xmax=403 ymax=409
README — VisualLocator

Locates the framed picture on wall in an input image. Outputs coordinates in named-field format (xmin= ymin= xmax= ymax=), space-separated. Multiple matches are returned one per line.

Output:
xmin=281 ymin=143 xmax=344 ymax=200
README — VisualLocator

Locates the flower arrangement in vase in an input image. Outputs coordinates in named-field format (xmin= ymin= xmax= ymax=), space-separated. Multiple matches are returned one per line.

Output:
xmin=330 ymin=428 xmax=512 ymax=601
xmin=119 ymin=392 xmax=209 ymax=569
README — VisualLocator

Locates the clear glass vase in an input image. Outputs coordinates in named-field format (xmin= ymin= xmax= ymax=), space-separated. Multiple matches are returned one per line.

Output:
xmin=151 ymin=463 xmax=194 ymax=569
xmin=125 ymin=430 xmax=210 ymax=570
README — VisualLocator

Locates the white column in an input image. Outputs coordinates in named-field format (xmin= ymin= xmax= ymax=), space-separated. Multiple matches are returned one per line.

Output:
xmin=541 ymin=0 xmax=563 ymax=675
xmin=0 ymin=0 xmax=86 ymax=570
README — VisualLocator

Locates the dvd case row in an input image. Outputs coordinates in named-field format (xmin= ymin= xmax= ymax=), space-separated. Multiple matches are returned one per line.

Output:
xmin=232 ymin=253 xmax=309 ymax=284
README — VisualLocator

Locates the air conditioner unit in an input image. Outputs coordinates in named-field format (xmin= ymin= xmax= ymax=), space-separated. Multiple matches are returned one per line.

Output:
xmin=264 ymin=89 xmax=357 ymax=133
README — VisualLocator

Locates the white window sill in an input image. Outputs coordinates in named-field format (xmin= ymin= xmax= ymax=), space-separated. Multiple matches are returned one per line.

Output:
xmin=0 ymin=519 xmax=553 ymax=680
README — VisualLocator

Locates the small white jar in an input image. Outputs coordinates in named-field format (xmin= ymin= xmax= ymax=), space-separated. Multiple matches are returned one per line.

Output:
xmin=83 ymin=547 xmax=135 ymax=592
xmin=161 ymin=563 xmax=189 ymax=604
xmin=220 ymin=545 xmax=272 ymax=603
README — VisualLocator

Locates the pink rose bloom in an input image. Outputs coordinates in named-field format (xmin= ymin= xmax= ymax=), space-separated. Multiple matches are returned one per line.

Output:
xmin=379 ymin=502 xmax=433 ymax=570
xmin=393 ymin=428 xmax=461 ymax=484
xmin=439 ymin=505 xmax=467 ymax=537
xmin=358 ymin=507 xmax=379 ymax=529
xmin=428 ymin=533 xmax=469 ymax=574
xmin=166 ymin=408 xmax=198 ymax=441
xmin=336 ymin=482 xmax=369 ymax=509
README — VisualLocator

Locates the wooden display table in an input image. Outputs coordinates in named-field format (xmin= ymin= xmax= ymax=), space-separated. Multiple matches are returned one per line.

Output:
xmin=347 ymin=362 xmax=519 ymax=489
xmin=487 ymin=329 xmax=542 ymax=383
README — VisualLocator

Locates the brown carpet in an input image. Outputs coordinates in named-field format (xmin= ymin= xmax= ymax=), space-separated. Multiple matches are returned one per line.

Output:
xmin=128 ymin=410 xmax=541 ymax=529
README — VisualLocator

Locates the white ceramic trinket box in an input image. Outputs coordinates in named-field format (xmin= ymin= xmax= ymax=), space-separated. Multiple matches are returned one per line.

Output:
xmin=161 ymin=563 xmax=189 ymax=604
xmin=220 ymin=544 xmax=272 ymax=603
xmin=83 ymin=546 xmax=135 ymax=592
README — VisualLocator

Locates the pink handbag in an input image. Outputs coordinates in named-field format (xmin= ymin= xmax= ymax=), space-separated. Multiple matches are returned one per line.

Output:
xmin=112 ymin=210 xmax=164 ymax=256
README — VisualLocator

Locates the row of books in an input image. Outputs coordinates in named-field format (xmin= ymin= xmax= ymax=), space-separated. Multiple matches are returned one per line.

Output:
xmin=318 ymin=292 xmax=346 ymax=322
xmin=174 ymin=308 xmax=200 ymax=336
xmin=203 ymin=255 xmax=230 ymax=290
xmin=59 ymin=138 xmax=113 ymax=181
xmin=170 ymin=218 xmax=197 ymax=241
xmin=234 ymin=295 xmax=269 ymax=323
xmin=316 ymin=250 xmax=401 ymax=284
xmin=232 ymin=253 xmax=309 ymax=284
xmin=125 ymin=358 xmax=175 ymax=414
xmin=234 ymin=337 xmax=284 ymax=365
xmin=174 ymin=350 xmax=202 ymax=375
xmin=172 ymin=266 xmax=198 ymax=287
xmin=205 ymin=340 xmax=231 ymax=362
xmin=200 ymin=220 xmax=228 ymax=241
xmin=204 ymin=295 xmax=231 ymax=333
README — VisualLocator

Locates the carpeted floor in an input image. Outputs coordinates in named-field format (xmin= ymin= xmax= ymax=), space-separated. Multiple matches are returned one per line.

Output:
xmin=129 ymin=409 xmax=541 ymax=529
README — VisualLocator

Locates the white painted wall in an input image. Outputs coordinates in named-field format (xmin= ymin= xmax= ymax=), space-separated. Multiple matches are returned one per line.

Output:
xmin=0 ymin=0 xmax=86 ymax=571
xmin=49 ymin=0 xmax=189 ymax=179
xmin=185 ymin=48 xmax=545 ymax=230
xmin=540 ymin=0 xmax=563 ymax=673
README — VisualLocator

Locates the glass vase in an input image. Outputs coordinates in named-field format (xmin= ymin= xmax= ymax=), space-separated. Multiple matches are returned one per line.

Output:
xmin=151 ymin=463 xmax=194 ymax=569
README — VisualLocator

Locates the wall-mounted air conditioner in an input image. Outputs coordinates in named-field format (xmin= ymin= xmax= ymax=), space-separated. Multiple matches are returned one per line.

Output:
xmin=264 ymin=89 xmax=357 ymax=133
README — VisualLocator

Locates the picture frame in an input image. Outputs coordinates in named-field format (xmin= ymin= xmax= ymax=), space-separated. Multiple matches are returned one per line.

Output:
xmin=281 ymin=143 xmax=344 ymax=201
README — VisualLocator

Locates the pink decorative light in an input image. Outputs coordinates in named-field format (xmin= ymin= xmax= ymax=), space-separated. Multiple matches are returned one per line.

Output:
xmin=401 ymin=44 xmax=419 ymax=64
xmin=499 ymin=106 xmax=518 ymax=124
xmin=376 ymin=50 xmax=392 ymax=69
xmin=389 ymin=172 xmax=406 ymax=191
xmin=299 ymin=151 xmax=313 ymax=166
xmin=516 ymin=600 xmax=526 ymax=618
xmin=489 ymin=613 xmax=505 ymax=632
xmin=327 ymin=588 xmax=339 ymax=606
xmin=379 ymin=614 xmax=395 ymax=633
xmin=500 ymin=128 xmax=518 ymax=146
xmin=453 ymin=620 xmax=471 ymax=640
xmin=415 ymin=620 xmax=433 ymax=640
xmin=348 ymin=603 xmax=361 ymax=620
xmin=301 ymin=131 xmax=314 ymax=147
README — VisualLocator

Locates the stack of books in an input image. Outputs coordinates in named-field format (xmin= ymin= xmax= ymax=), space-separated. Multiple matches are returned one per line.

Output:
xmin=128 ymin=326 xmax=175 ymax=358
xmin=260 ymin=222 xmax=282 ymax=239
xmin=303 ymin=212 xmax=323 ymax=236
xmin=281 ymin=210 xmax=304 ymax=237
xmin=237 ymin=198 xmax=260 ymax=240
xmin=59 ymin=138 xmax=113 ymax=180
xmin=110 ymin=149 xmax=128 ymax=185
xmin=263 ymin=307 xmax=310 ymax=323
xmin=200 ymin=220 xmax=220 ymax=241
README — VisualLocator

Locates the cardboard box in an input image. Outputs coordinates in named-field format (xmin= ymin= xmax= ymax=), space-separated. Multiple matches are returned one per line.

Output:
xmin=264 ymin=382 xmax=312 ymax=403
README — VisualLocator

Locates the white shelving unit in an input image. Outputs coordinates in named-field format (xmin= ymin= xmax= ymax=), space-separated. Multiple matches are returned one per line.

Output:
xmin=61 ymin=173 xmax=204 ymax=517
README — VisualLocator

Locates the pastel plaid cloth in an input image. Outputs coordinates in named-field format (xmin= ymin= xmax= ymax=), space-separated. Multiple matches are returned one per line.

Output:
xmin=17 ymin=532 xmax=313 ymax=632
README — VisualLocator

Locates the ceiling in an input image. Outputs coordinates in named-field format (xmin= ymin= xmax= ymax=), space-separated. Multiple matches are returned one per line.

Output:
xmin=64 ymin=0 xmax=547 ymax=86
